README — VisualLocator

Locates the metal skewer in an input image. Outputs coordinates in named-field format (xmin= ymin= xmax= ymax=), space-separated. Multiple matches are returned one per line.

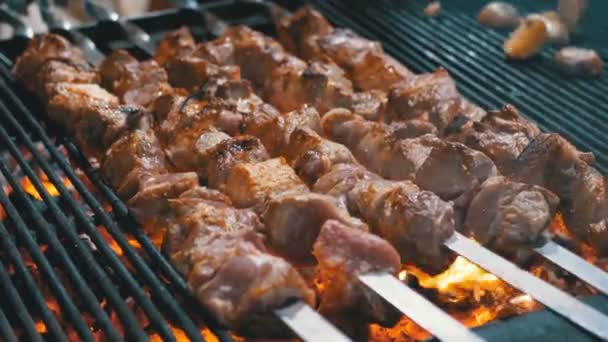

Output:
xmin=445 ymin=232 xmax=608 ymax=340
xmin=82 ymin=0 xmax=157 ymax=56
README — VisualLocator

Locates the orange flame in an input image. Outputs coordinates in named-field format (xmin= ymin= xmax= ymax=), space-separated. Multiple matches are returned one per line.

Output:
xmin=20 ymin=172 xmax=72 ymax=200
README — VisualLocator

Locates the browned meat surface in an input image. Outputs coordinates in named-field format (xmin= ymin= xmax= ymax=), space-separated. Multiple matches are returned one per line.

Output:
xmin=164 ymin=53 xmax=241 ymax=91
xmin=384 ymin=68 xmax=482 ymax=134
xmin=164 ymin=188 xmax=314 ymax=338
xmin=465 ymin=176 xmax=559 ymax=263
xmin=73 ymin=105 xmax=142 ymax=159
xmin=101 ymin=127 xmax=168 ymax=200
xmin=155 ymin=26 xmax=197 ymax=67
xmin=276 ymin=6 xmax=334 ymax=59
xmin=225 ymin=157 xmax=309 ymax=209
xmin=511 ymin=133 xmax=608 ymax=254
xmin=127 ymin=172 xmax=199 ymax=233
xmin=390 ymin=119 xmax=438 ymax=139
xmin=46 ymin=82 xmax=120 ymax=130
xmin=447 ymin=104 xmax=540 ymax=174
xmin=286 ymin=127 xmax=357 ymax=184
xmin=315 ymin=164 xmax=456 ymax=274
xmin=264 ymin=58 xmax=352 ymax=113
xmin=201 ymin=136 xmax=270 ymax=190
xmin=262 ymin=192 xmax=368 ymax=264
xmin=98 ymin=49 xmax=172 ymax=107
xmin=323 ymin=109 xmax=497 ymax=216
xmin=314 ymin=220 xmax=401 ymax=326
xmin=277 ymin=8 xmax=412 ymax=92
xmin=246 ymin=105 xmax=321 ymax=157
xmin=12 ymin=34 xmax=96 ymax=95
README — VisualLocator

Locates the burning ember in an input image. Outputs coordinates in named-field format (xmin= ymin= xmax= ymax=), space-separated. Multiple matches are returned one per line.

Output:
xmin=20 ymin=172 xmax=73 ymax=200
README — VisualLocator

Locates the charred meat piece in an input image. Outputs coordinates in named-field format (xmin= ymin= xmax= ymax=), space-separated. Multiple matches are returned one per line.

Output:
xmin=245 ymin=105 xmax=321 ymax=157
xmin=225 ymin=157 xmax=309 ymax=209
xmin=478 ymin=2 xmax=521 ymax=29
xmin=262 ymin=192 xmax=368 ymax=265
xmin=390 ymin=119 xmax=438 ymax=139
xmin=127 ymin=172 xmax=199 ymax=233
xmin=511 ymin=133 xmax=608 ymax=254
xmin=73 ymin=105 xmax=143 ymax=159
xmin=102 ymin=127 xmax=168 ymax=200
xmin=447 ymin=104 xmax=540 ymax=174
xmin=465 ymin=176 xmax=559 ymax=263
xmin=276 ymin=6 xmax=334 ymax=59
xmin=323 ymin=109 xmax=497 ymax=214
xmin=314 ymin=164 xmax=456 ymax=274
xmin=384 ymin=68 xmax=477 ymax=134
xmin=12 ymin=34 xmax=96 ymax=95
xmin=286 ymin=127 xmax=357 ymax=184
xmin=314 ymin=220 xmax=401 ymax=326
xmin=264 ymin=58 xmax=353 ymax=113
xmin=46 ymin=82 xmax=120 ymax=130
xmin=164 ymin=52 xmax=241 ymax=92
xmin=99 ymin=49 xmax=172 ymax=107
xmin=164 ymin=190 xmax=314 ymax=338
xmin=278 ymin=8 xmax=412 ymax=91
xmin=155 ymin=26 xmax=197 ymax=67
xmin=201 ymin=136 xmax=270 ymax=191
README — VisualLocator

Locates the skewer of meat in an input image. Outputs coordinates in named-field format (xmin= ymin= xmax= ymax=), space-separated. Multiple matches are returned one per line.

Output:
xmin=10 ymin=33 xmax=348 ymax=340
xmin=275 ymin=7 xmax=608 ymax=259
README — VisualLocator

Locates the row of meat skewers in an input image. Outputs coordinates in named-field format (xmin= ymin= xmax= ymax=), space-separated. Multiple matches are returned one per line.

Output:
xmin=7 ymin=4 xmax=608 ymax=340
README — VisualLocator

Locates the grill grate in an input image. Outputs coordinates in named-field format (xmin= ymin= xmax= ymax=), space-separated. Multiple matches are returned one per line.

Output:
xmin=0 ymin=0 xmax=607 ymax=341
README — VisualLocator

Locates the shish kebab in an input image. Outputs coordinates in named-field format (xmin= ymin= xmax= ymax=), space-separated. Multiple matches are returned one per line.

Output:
xmin=9 ymin=11 xmax=479 ymax=342
xmin=157 ymin=3 xmax=608 ymax=338
xmin=9 ymin=12 xmax=347 ymax=342
xmin=273 ymin=6 xmax=608 ymax=282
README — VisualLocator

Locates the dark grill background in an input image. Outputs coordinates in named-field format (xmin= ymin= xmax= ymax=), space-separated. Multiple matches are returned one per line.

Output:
xmin=0 ymin=1 xmax=606 ymax=341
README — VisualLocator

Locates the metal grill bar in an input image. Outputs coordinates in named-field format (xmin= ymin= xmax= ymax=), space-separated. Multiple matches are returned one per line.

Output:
xmin=0 ymin=62 xmax=227 ymax=341
xmin=0 ymin=106 xmax=147 ymax=341
xmin=0 ymin=165 xmax=121 ymax=340
xmin=0 ymin=194 xmax=96 ymax=341
xmin=0 ymin=304 xmax=18 ymax=342
xmin=0 ymin=259 xmax=44 ymax=342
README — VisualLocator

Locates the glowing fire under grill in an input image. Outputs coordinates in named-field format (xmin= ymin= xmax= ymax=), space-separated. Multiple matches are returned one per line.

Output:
xmin=1 ymin=0 xmax=608 ymax=341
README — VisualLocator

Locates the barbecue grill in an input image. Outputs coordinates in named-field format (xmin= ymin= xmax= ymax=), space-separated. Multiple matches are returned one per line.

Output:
xmin=0 ymin=0 xmax=607 ymax=341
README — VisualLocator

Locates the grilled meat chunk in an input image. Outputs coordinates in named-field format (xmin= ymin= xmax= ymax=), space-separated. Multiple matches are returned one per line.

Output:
xmin=286 ymin=127 xmax=357 ymax=184
xmin=466 ymin=177 xmax=559 ymax=263
xmin=99 ymin=49 xmax=172 ymax=107
xmin=277 ymin=8 xmax=412 ymax=92
xmin=127 ymin=172 xmax=199 ymax=233
xmin=447 ymin=104 xmax=540 ymax=174
xmin=323 ymin=109 xmax=497 ymax=217
xmin=384 ymin=68 xmax=483 ymax=134
xmin=201 ymin=136 xmax=270 ymax=190
xmin=155 ymin=26 xmax=197 ymax=67
xmin=164 ymin=189 xmax=314 ymax=338
xmin=555 ymin=47 xmax=604 ymax=78
xmin=276 ymin=6 xmax=334 ymax=59
xmin=314 ymin=220 xmax=401 ymax=326
xmin=12 ymin=34 xmax=96 ymax=95
xmin=225 ymin=158 xmax=309 ymax=209
xmin=102 ymin=127 xmax=168 ymax=200
xmin=46 ymin=82 xmax=120 ymax=130
xmin=246 ymin=105 xmax=321 ymax=157
xmin=164 ymin=52 xmax=241 ymax=91
xmin=262 ymin=192 xmax=368 ymax=264
xmin=315 ymin=164 xmax=456 ymax=274
xmin=511 ymin=133 xmax=608 ymax=254
xmin=73 ymin=105 xmax=143 ymax=159
xmin=390 ymin=119 xmax=438 ymax=139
